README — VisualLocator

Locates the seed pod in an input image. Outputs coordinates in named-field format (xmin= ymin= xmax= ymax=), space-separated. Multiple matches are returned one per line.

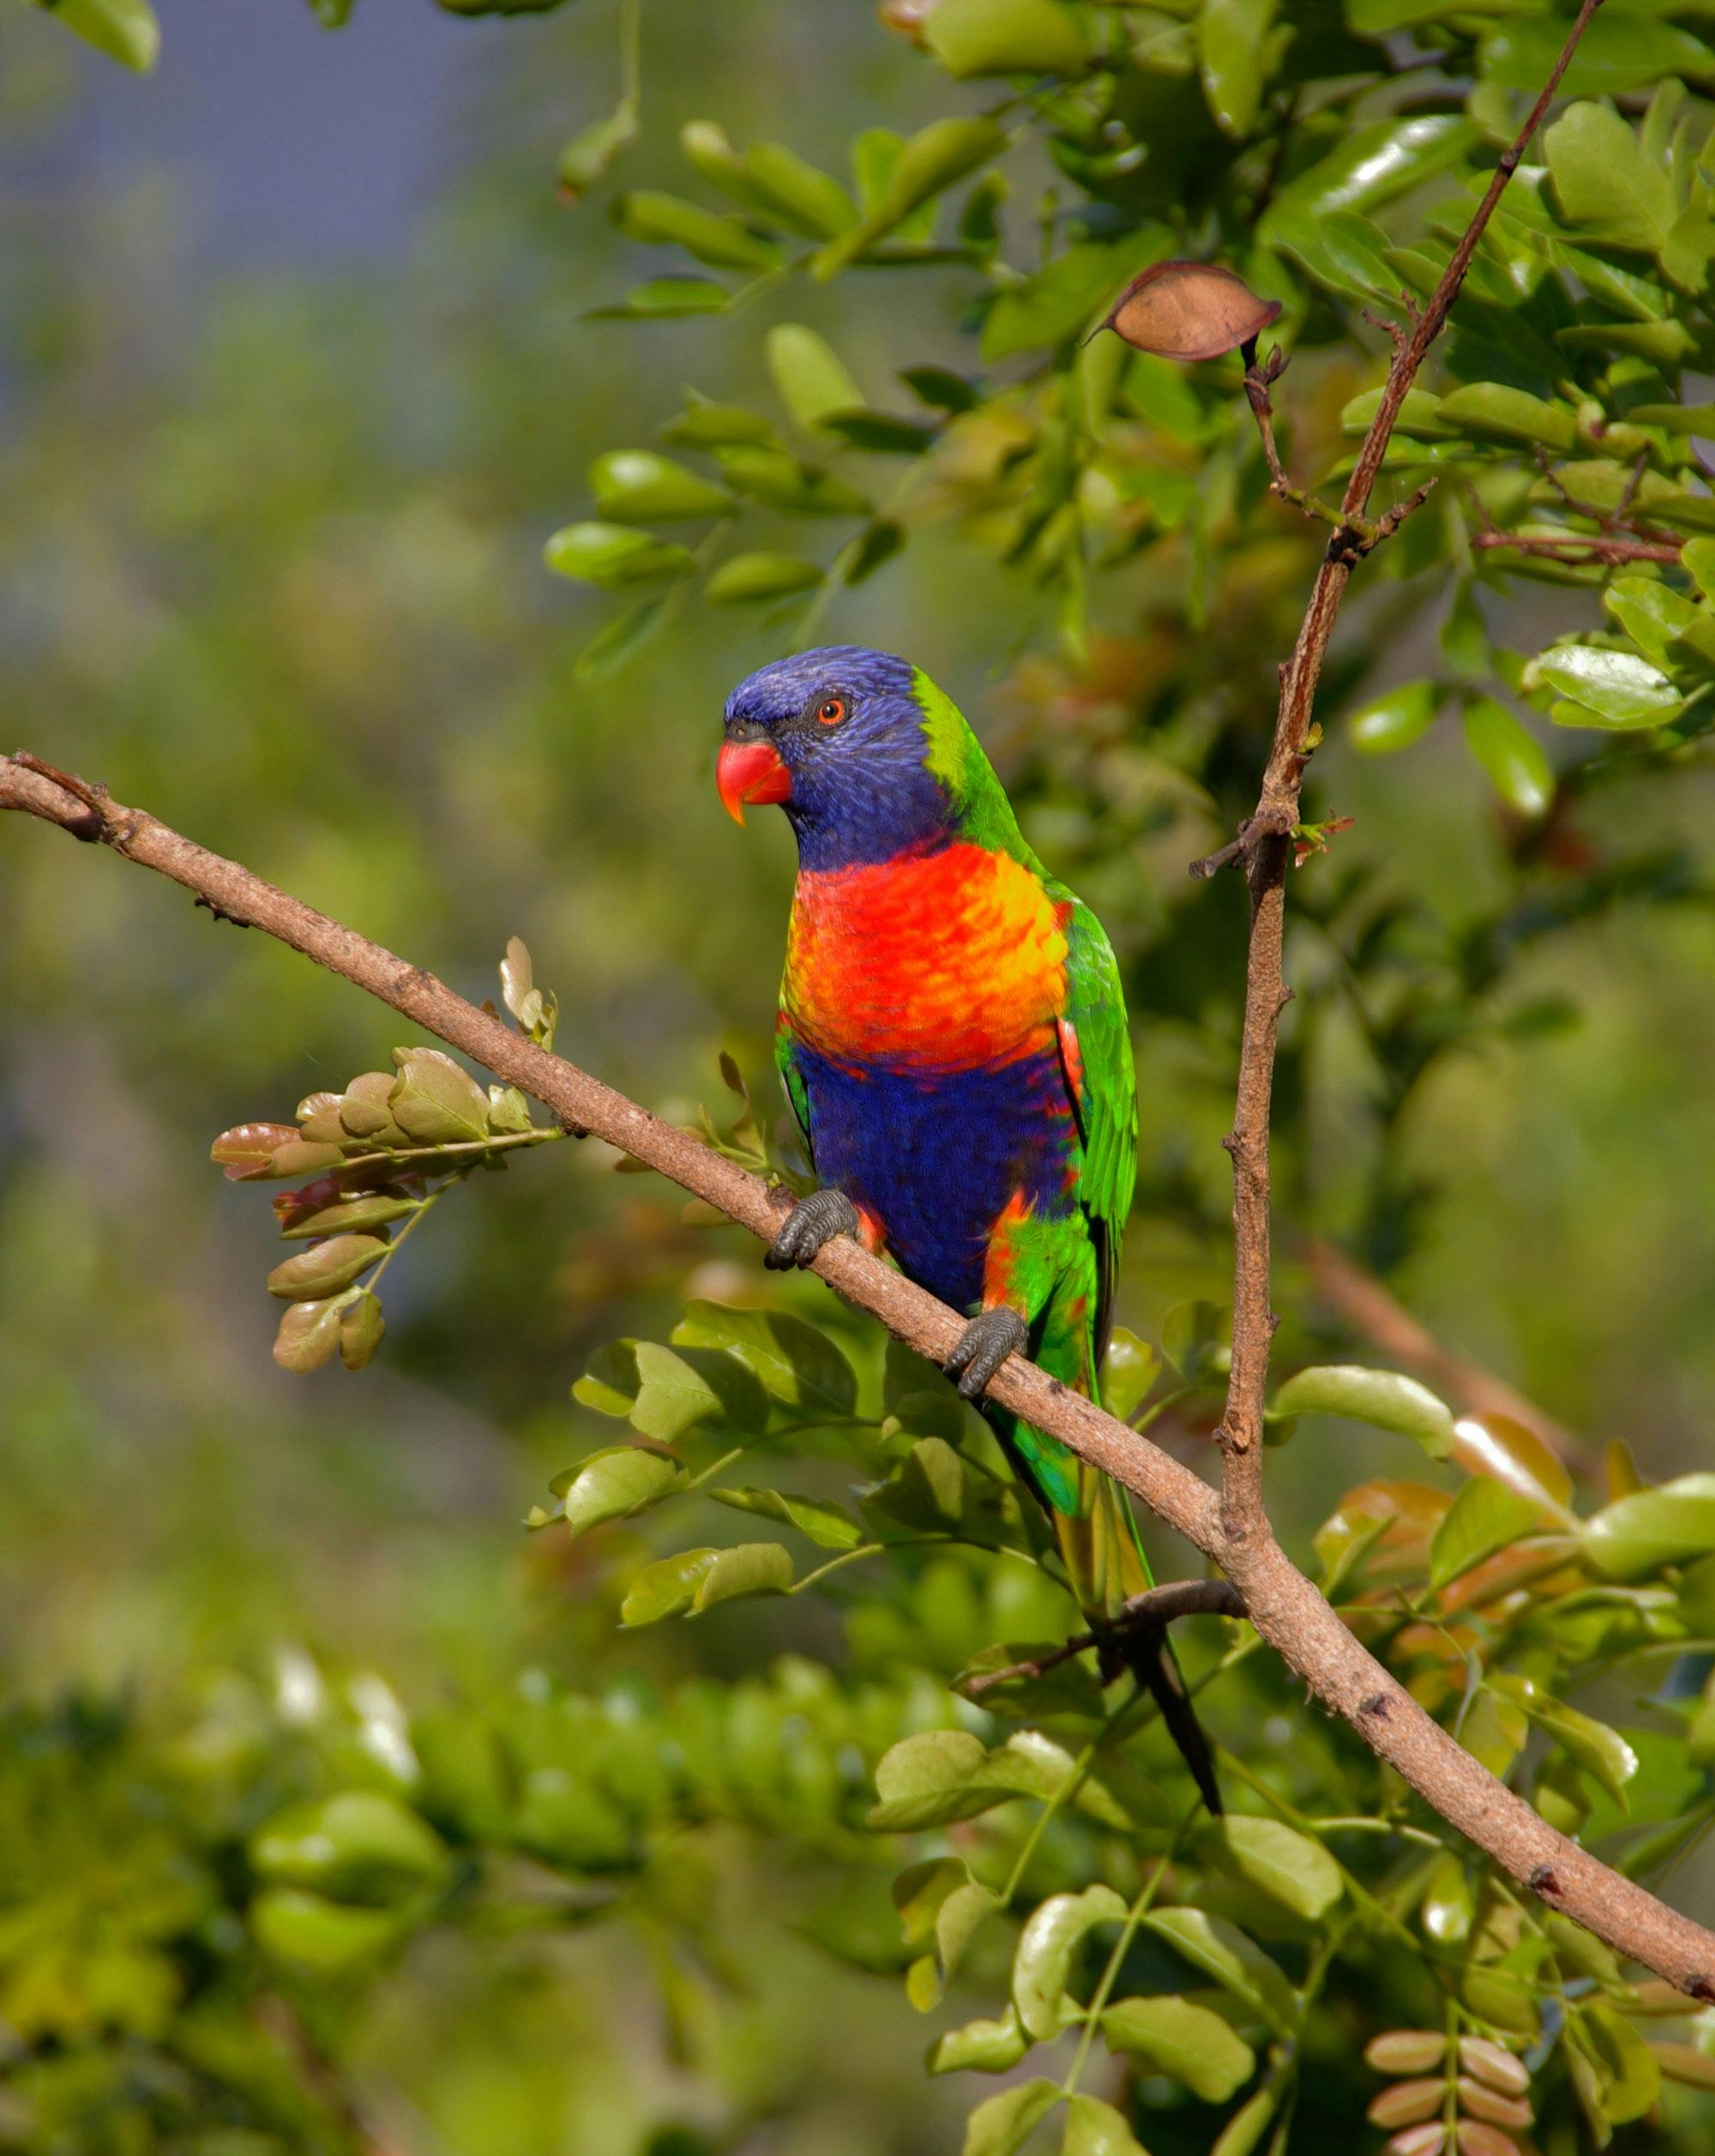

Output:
xmin=1368 ymin=2079 xmax=1445 ymax=2129
xmin=1367 ymin=2032 xmax=1448 ymax=2075
xmin=1454 ymin=2124 xmax=1519 ymax=2156
xmin=1096 ymin=258 xmax=1281 ymax=363
xmin=1386 ymin=2128 xmax=1447 ymax=2156
xmin=1457 ymin=2039 xmax=1530 ymax=2097
xmin=1456 ymin=2079 xmax=1531 ymax=2129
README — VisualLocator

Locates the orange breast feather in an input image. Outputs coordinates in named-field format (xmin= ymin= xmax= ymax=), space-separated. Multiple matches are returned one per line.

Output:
xmin=784 ymin=842 xmax=1068 ymax=1071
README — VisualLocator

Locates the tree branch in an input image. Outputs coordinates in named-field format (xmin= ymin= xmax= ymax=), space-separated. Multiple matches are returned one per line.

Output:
xmin=6 ymin=740 xmax=1714 ymax=1998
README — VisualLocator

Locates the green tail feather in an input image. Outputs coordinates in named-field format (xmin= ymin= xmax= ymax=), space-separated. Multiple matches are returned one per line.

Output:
xmin=984 ymin=1384 xmax=1223 ymax=1816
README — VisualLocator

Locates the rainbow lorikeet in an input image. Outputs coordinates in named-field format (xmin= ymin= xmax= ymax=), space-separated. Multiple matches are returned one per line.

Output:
xmin=718 ymin=646 xmax=1219 ymax=1812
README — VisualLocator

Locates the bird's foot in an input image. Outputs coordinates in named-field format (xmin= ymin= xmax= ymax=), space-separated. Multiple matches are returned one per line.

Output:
xmin=944 ymin=1306 xmax=1027 ymax=1400
xmin=763 ymin=1187 xmax=862 ymax=1271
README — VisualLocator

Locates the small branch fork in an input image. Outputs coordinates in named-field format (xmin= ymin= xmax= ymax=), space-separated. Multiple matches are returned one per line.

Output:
xmin=962 ymin=1580 xmax=1246 ymax=1698
xmin=7 ymin=734 xmax=1715 ymax=1997
xmin=1464 ymin=450 xmax=1685 ymax=568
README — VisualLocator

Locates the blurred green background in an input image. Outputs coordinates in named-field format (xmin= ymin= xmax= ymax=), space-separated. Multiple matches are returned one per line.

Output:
xmin=5 ymin=3 xmax=1715 ymax=2148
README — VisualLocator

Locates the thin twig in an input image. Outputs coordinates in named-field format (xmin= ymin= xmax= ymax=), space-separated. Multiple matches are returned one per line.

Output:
xmin=6 ymin=745 xmax=1715 ymax=1997
xmin=1471 ymin=531 xmax=1683 ymax=567
xmin=962 ymin=1579 xmax=1244 ymax=1696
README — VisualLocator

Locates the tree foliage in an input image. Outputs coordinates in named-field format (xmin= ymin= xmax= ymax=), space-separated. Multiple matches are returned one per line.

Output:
xmin=11 ymin=0 xmax=1715 ymax=2152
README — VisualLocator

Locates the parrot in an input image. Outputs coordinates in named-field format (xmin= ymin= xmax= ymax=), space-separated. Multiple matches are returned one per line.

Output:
xmin=717 ymin=644 xmax=1220 ymax=1814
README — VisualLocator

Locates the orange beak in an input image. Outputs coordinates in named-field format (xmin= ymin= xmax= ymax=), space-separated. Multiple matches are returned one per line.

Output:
xmin=717 ymin=738 xmax=792 ymax=824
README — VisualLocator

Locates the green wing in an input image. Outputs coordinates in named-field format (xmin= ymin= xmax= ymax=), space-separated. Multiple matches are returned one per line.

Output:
xmin=774 ymin=1013 xmax=815 ymax=1170
xmin=1056 ymin=897 xmax=1138 ymax=1368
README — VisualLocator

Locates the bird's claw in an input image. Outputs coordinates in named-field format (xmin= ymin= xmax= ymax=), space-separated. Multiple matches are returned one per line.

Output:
xmin=764 ymin=1187 xmax=861 ymax=1271
xmin=944 ymin=1307 xmax=1027 ymax=1400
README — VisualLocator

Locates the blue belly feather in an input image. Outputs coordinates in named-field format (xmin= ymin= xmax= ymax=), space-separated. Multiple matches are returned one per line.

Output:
xmin=792 ymin=1040 xmax=1078 ymax=1315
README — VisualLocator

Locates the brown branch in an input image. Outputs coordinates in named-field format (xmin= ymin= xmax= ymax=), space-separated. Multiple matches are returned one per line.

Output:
xmin=1302 ymin=1235 xmax=1596 ymax=1479
xmin=963 ymin=1579 xmax=1245 ymax=1697
xmin=7 ymin=747 xmax=1715 ymax=1998
xmin=1471 ymin=531 xmax=1683 ymax=567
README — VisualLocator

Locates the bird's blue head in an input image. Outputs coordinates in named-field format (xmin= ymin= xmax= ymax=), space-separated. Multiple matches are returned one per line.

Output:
xmin=719 ymin=645 xmax=955 ymax=870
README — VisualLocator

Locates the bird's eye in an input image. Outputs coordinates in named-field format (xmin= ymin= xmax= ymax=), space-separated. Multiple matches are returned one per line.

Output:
xmin=815 ymin=696 xmax=846 ymax=727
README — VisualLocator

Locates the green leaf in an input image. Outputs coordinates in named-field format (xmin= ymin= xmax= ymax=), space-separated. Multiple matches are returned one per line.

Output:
xmin=1463 ymin=696 xmax=1553 ymax=818
xmin=1604 ymin=576 xmax=1704 ymax=669
xmin=1584 ymin=1472 xmax=1715 ymax=1579
xmin=1210 ymin=2056 xmax=1292 ymax=2156
xmin=1060 ymin=2095 xmax=1147 ymax=2156
xmin=251 ymin=1888 xmax=398 ymax=1974
xmin=589 ymin=278 xmax=732 ymax=320
xmin=42 ymin=0 xmax=159 ymax=71
xmin=250 ymin=1792 xmax=445 ymax=1902
xmin=1350 ymin=680 xmax=1439 ymax=755
xmin=1436 ymin=383 xmax=1578 ymax=455
xmin=1203 ymin=1816 xmax=1343 ymax=1921
xmin=767 ymin=323 xmax=866 ymax=431
xmin=743 ymin=140 xmax=858 ymax=238
xmin=612 ymin=190 xmax=784 ymax=270
xmin=1536 ymin=645 xmax=1682 ymax=729
xmin=619 ymin=1541 xmax=794 ymax=1624
xmin=1013 ymin=1884 xmax=1128 ymax=2039
xmin=629 ymin=1340 xmax=770 ymax=1441
xmin=1102 ymin=1994 xmax=1257 ymax=2104
xmin=1160 ymin=1298 xmax=1228 ymax=1385
xmin=1491 ymin=15 xmax=1715 ymax=103
xmin=963 ymin=2079 xmax=1062 ymax=2156
xmin=588 ymin=449 xmax=733 ymax=524
xmin=713 ymin=444 xmax=871 ymax=515
xmin=848 ymin=513 xmax=909 ymax=581
xmin=1260 ymin=117 xmax=1476 ymax=232
xmin=557 ymin=98 xmax=637 ymax=202
xmin=709 ymin=1484 xmax=864 ymax=1548
xmin=673 ymin=1300 xmax=858 ymax=1418
xmin=1268 ymin=208 xmax=1398 ymax=302
xmin=544 ymin=521 xmax=694 ymax=587
xmin=1489 ymin=1674 xmax=1639 ymax=1807
xmin=339 ymin=1290 xmax=385 ymax=1371
xmin=928 ymin=2006 xmax=1031 ymax=2075
xmin=816 ymin=117 xmax=1008 ymax=274
xmin=266 ymin=1234 xmax=388 ymax=1303
xmin=273 ymin=1296 xmax=349 ymax=1373
xmin=557 ymin=1444 xmax=688 ymax=1538
xmin=869 ymin=1729 xmax=991 ymax=1831
xmin=820 ymin=410 xmax=937 ymax=454
xmin=984 ymin=241 xmax=1150 ymax=363
xmin=1577 ymin=1998 xmax=1664 ymax=2122
xmin=1198 ymin=0 xmax=1275 ymax=139
xmin=925 ymin=0 xmax=1086 ymax=79
xmin=1139 ymin=1907 xmax=1297 ymax=2033
xmin=706 ymin=551 xmax=825 ymax=605
xmin=1429 ymin=1476 xmax=1543 ymax=1590
xmin=1545 ymin=102 xmax=1675 ymax=255
xmin=1102 ymin=1328 xmax=1160 ymax=1421
xmin=388 ymin=1048 xmax=492 ymax=1145
xmin=868 ymin=1727 xmax=1132 ymax=1833
xmin=661 ymin=400 xmax=776 ymax=449
xmin=1268 ymin=1365 xmax=1454 ymax=1458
